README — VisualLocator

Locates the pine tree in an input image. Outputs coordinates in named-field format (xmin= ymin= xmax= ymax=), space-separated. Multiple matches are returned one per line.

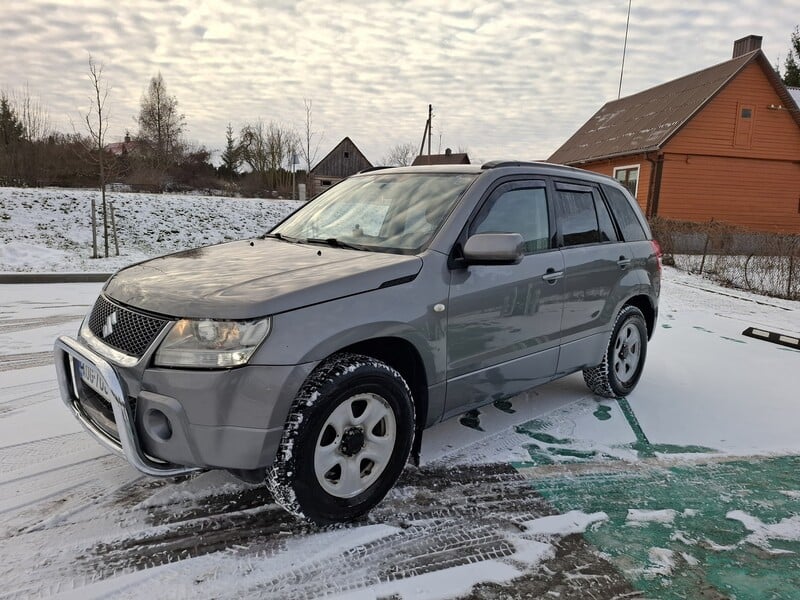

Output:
xmin=782 ymin=26 xmax=800 ymax=87
xmin=219 ymin=123 xmax=240 ymax=180
xmin=0 ymin=94 xmax=25 ymax=146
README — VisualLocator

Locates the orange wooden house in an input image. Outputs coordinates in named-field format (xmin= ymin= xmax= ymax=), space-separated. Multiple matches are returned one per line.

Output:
xmin=549 ymin=36 xmax=800 ymax=233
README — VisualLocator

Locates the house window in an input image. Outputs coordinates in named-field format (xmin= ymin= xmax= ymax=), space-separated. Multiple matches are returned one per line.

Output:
xmin=613 ymin=165 xmax=640 ymax=198
xmin=735 ymin=103 xmax=754 ymax=148
xmin=344 ymin=151 xmax=350 ymax=159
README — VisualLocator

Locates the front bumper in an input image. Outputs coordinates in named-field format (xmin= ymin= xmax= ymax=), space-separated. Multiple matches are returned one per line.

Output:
xmin=54 ymin=335 xmax=197 ymax=477
xmin=54 ymin=335 xmax=315 ymax=476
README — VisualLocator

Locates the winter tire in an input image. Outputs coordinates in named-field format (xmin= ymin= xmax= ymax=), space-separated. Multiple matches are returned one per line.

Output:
xmin=266 ymin=353 xmax=415 ymax=524
xmin=583 ymin=305 xmax=648 ymax=398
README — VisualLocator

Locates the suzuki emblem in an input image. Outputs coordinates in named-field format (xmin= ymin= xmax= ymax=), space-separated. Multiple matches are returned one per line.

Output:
xmin=102 ymin=311 xmax=118 ymax=338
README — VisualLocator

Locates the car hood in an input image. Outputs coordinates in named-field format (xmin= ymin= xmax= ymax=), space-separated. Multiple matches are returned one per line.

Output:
xmin=104 ymin=239 xmax=423 ymax=319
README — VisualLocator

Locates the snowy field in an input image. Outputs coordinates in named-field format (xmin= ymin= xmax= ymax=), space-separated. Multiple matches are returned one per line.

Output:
xmin=1 ymin=268 xmax=799 ymax=599
xmin=0 ymin=187 xmax=302 ymax=273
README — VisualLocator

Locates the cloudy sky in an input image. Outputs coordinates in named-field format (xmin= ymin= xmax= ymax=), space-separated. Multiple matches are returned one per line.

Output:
xmin=2 ymin=1 xmax=798 ymax=165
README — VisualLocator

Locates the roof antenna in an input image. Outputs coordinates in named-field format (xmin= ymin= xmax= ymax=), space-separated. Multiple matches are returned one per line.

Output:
xmin=618 ymin=0 xmax=632 ymax=99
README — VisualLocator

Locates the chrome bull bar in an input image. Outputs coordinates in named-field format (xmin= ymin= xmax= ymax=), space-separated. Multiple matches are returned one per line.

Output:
xmin=53 ymin=335 xmax=199 ymax=478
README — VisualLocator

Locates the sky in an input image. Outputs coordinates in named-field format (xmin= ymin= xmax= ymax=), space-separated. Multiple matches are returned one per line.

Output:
xmin=1 ymin=1 xmax=798 ymax=166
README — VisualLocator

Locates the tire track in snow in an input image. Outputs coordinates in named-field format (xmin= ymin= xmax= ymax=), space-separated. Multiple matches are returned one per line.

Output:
xmin=0 ymin=314 xmax=83 ymax=334
xmin=61 ymin=465 xmax=634 ymax=599
xmin=0 ymin=432 xmax=92 ymax=475
xmin=0 ymin=351 xmax=53 ymax=371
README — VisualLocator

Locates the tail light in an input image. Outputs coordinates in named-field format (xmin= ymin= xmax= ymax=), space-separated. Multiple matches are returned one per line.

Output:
xmin=652 ymin=240 xmax=663 ymax=272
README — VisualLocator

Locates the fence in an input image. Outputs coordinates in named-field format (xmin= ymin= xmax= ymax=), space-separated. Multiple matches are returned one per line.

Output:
xmin=649 ymin=217 xmax=800 ymax=301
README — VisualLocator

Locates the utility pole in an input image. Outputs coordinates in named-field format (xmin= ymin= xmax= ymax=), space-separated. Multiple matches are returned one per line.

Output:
xmin=618 ymin=0 xmax=632 ymax=99
xmin=427 ymin=104 xmax=432 ymax=156
xmin=419 ymin=104 xmax=433 ymax=158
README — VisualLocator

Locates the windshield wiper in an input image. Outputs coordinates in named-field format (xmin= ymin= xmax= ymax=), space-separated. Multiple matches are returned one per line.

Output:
xmin=264 ymin=232 xmax=301 ymax=243
xmin=304 ymin=237 xmax=364 ymax=251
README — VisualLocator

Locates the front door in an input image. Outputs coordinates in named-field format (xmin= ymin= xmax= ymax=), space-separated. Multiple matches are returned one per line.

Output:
xmin=444 ymin=180 xmax=564 ymax=418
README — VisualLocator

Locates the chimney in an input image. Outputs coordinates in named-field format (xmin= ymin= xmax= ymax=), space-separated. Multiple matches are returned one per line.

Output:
xmin=732 ymin=35 xmax=762 ymax=58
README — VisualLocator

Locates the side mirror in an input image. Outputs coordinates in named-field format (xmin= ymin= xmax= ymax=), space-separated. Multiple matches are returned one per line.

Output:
xmin=463 ymin=233 xmax=524 ymax=265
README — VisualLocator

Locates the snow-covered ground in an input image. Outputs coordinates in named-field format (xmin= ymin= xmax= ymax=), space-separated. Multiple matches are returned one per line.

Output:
xmin=2 ymin=268 xmax=799 ymax=598
xmin=1 ymin=187 xmax=799 ymax=598
xmin=0 ymin=187 xmax=302 ymax=273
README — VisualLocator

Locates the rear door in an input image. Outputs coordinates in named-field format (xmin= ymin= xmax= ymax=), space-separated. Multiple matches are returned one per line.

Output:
xmin=444 ymin=179 xmax=564 ymax=417
xmin=552 ymin=180 xmax=628 ymax=374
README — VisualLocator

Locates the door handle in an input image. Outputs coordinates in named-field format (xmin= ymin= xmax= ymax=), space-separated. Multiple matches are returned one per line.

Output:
xmin=617 ymin=256 xmax=632 ymax=269
xmin=542 ymin=269 xmax=564 ymax=283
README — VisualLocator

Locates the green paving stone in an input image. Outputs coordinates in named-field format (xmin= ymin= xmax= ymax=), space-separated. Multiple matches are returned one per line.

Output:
xmin=528 ymin=432 xmax=572 ymax=445
xmin=593 ymin=404 xmax=612 ymax=421
xmin=523 ymin=456 xmax=800 ymax=599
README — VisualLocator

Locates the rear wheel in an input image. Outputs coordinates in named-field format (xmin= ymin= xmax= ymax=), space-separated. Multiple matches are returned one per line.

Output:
xmin=583 ymin=305 xmax=648 ymax=398
xmin=266 ymin=353 xmax=414 ymax=524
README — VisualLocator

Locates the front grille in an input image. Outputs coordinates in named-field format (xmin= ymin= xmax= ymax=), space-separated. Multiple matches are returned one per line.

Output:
xmin=88 ymin=295 xmax=169 ymax=358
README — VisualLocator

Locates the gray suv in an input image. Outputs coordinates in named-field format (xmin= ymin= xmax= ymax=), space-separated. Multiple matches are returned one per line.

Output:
xmin=54 ymin=161 xmax=660 ymax=523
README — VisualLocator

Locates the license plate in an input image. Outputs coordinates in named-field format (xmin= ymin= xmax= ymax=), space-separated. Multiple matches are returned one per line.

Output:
xmin=78 ymin=360 xmax=116 ymax=405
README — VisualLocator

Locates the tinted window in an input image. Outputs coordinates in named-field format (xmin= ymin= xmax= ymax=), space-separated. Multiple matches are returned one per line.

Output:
xmin=603 ymin=185 xmax=647 ymax=242
xmin=554 ymin=189 xmax=600 ymax=246
xmin=595 ymin=196 xmax=618 ymax=242
xmin=472 ymin=187 xmax=550 ymax=254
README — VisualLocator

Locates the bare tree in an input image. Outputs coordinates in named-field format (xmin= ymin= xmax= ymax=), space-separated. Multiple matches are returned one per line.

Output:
xmin=298 ymin=98 xmax=323 ymax=196
xmin=13 ymin=84 xmax=51 ymax=143
xmin=381 ymin=142 xmax=416 ymax=166
xmin=83 ymin=55 xmax=111 ymax=258
xmin=137 ymin=73 xmax=185 ymax=174
xmin=0 ymin=85 xmax=51 ymax=185
xmin=240 ymin=119 xmax=298 ymax=192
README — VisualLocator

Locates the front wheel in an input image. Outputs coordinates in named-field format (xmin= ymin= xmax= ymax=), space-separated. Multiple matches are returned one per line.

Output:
xmin=266 ymin=353 xmax=415 ymax=524
xmin=583 ymin=305 xmax=648 ymax=398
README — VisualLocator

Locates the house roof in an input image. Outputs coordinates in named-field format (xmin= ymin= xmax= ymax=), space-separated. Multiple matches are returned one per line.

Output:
xmin=104 ymin=140 xmax=139 ymax=156
xmin=549 ymin=50 xmax=800 ymax=165
xmin=411 ymin=151 xmax=470 ymax=166
xmin=789 ymin=86 xmax=800 ymax=108
xmin=311 ymin=136 xmax=371 ymax=174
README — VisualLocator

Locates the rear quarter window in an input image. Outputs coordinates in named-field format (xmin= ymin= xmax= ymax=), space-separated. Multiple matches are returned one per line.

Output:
xmin=603 ymin=185 xmax=648 ymax=242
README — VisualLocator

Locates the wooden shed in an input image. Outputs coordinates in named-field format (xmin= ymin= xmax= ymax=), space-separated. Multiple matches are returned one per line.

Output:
xmin=549 ymin=35 xmax=800 ymax=233
xmin=310 ymin=137 xmax=372 ymax=194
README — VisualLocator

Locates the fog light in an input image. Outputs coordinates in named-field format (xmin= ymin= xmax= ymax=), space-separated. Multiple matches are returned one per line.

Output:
xmin=145 ymin=409 xmax=173 ymax=441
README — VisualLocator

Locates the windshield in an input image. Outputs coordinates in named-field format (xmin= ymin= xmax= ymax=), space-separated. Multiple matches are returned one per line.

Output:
xmin=271 ymin=172 xmax=477 ymax=253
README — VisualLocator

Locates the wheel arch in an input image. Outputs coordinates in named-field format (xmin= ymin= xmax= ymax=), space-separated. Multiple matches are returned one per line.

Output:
xmin=338 ymin=337 xmax=430 ymax=430
xmin=622 ymin=294 xmax=656 ymax=339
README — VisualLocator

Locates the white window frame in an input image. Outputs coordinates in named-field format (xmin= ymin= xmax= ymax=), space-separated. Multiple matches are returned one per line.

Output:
xmin=613 ymin=164 xmax=640 ymax=198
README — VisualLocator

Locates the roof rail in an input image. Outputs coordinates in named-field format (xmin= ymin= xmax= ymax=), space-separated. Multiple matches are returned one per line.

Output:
xmin=480 ymin=160 xmax=543 ymax=170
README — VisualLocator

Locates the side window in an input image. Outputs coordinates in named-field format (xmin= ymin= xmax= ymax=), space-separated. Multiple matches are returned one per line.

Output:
xmin=554 ymin=187 xmax=601 ymax=247
xmin=471 ymin=186 xmax=550 ymax=254
xmin=595 ymin=196 xmax=618 ymax=242
xmin=603 ymin=185 xmax=647 ymax=242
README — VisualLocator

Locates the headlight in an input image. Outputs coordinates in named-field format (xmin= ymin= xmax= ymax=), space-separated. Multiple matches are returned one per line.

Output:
xmin=154 ymin=317 xmax=271 ymax=368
